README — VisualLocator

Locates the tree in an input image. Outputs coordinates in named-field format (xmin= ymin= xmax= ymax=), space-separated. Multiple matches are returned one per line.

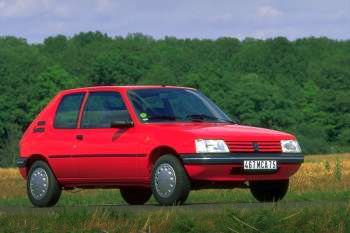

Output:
xmin=90 ymin=51 xmax=148 ymax=85
xmin=1 ymin=34 xmax=350 ymax=166
xmin=28 ymin=66 xmax=79 ymax=118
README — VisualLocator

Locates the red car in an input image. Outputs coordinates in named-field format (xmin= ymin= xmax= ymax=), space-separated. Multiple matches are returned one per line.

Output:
xmin=17 ymin=86 xmax=303 ymax=207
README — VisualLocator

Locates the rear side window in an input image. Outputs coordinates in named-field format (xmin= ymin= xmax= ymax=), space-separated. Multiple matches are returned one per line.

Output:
xmin=81 ymin=92 xmax=130 ymax=128
xmin=54 ymin=93 xmax=84 ymax=128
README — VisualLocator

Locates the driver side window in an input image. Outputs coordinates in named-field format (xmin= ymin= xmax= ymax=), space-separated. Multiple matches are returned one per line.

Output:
xmin=81 ymin=92 xmax=130 ymax=128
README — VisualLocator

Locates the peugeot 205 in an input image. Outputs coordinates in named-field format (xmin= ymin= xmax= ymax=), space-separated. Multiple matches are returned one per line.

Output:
xmin=17 ymin=86 xmax=303 ymax=207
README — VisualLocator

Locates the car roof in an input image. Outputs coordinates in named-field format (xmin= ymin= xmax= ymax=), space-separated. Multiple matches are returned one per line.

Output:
xmin=59 ymin=85 xmax=195 ymax=95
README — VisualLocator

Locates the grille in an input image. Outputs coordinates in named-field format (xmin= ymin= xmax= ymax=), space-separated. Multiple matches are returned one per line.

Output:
xmin=225 ymin=141 xmax=281 ymax=153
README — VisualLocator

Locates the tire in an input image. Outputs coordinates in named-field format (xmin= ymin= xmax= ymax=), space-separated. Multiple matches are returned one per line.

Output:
xmin=27 ymin=160 xmax=62 ymax=207
xmin=151 ymin=154 xmax=190 ymax=205
xmin=249 ymin=179 xmax=289 ymax=202
xmin=120 ymin=187 xmax=152 ymax=205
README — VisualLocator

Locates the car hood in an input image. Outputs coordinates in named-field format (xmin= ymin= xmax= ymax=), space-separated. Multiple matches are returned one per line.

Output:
xmin=149 ymin=123 xmax=294 ymax=141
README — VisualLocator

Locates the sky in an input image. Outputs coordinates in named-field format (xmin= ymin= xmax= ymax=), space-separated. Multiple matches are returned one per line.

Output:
xmin=0 ymin=0 xmax=349 ymax=43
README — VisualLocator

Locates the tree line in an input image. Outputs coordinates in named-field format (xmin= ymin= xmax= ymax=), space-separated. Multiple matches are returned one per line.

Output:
xmin=0 ymin=32 xmax=349 ymax=166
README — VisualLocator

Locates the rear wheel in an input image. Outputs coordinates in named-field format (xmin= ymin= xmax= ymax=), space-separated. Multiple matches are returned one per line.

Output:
xmin=27 ymin=160 xmax=62 ymax=207
xmin=151 ymin=154 xmax=190 ymax=205
xmin=250 ymin=180 xmax=289 ymax=202
xmin=120 ymin=187 xmax=152 ymax=205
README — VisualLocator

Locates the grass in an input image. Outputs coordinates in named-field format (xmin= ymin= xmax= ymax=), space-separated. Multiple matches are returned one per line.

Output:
xmin=0 ymin=153 xmax=350 ymax=232
xmin=1 ymin=203 xmax=350 ymax=233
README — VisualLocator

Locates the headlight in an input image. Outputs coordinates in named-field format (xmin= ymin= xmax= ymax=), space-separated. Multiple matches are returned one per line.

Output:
xmin=281 ymin=140 xmax=301 ymax=153
xmin=195 ymin=139 xmax=229 ymax=153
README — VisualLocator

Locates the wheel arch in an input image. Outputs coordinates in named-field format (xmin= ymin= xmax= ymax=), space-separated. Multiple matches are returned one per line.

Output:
xmin=25 ymin=154 xmax=53 ymax=177
xmin=148 ymin=146 xmax=183 ymax=170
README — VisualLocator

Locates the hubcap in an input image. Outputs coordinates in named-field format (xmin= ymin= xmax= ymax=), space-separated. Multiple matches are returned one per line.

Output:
xmin=29 ymin=168 xmax=49 ymax=200
xmin=154 ymin=163 xmax=176 ymax=198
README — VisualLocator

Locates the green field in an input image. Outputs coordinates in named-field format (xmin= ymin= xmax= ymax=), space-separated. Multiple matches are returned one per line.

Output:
xmin=0 ymin=154 xmax=349 ymax=233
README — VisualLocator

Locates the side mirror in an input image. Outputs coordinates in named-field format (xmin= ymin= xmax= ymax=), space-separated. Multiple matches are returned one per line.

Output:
xmin=111 ymin=120 xmax=134 ymax=128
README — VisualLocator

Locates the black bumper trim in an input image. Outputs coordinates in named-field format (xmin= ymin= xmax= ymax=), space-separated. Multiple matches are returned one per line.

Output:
xmin=181 ymin=153 xmax=304 ymax=165
xmin=16 ymin=158 xmax=28 ymax=167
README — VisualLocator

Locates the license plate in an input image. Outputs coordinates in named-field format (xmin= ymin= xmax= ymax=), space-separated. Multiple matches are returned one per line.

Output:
xmin=243 ymin=160 xmax=277 ymax=170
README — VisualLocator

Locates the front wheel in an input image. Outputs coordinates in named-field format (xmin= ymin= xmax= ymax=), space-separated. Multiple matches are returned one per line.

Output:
xmin=151 ymin=155 xmax=191 ymax=205
xmin=249 ymin=180 xmax=289 ymax=202
xmin=27 ymin=160 xmax=62 ymax=207
xmin=120 ymin=187 xmax=152 ymax=205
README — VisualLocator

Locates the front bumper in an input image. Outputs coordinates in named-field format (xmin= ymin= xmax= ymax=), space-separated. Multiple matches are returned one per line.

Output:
xmin=181 ymin=153 xmax=304 ymax=165
xmin=180 ymin=153 xmax=303 ymax=182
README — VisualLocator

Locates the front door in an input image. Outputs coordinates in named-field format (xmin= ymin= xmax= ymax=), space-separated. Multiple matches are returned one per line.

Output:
xmin=74 ymin=91 xmax=142 ymax=182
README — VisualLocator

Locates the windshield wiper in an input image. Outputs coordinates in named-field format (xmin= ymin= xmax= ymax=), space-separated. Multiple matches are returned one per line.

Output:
xmin=149 ymin=115 xmax=178 ymax=121
xmin=186 ymin=114 xmax=236 ymax=124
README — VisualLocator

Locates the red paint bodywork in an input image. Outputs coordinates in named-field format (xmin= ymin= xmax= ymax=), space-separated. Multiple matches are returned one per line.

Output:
xmin=19 ymin=86 xmax=302 ymax=189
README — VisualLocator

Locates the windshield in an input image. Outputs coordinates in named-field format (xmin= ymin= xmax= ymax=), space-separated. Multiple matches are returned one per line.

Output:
xmin=128 ymin=88 xmax=234 ymax=123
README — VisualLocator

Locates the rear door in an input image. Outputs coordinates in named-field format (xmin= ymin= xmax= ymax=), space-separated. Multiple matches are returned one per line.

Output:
xmin=47 ymin=92 xmax=85 ymax=179
xmin=74 ymin=91 xmax=143 ymax=182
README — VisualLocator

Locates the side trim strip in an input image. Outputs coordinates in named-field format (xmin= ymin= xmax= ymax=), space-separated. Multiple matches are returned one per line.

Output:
xmin=48 ymin=154 xmax=147 ymax=159
xmin=49 ymin=155 xmax=70 ymax=158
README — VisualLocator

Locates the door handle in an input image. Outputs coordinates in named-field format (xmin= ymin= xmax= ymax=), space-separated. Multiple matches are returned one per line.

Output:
xmin=76 ymin=135 xmax=84 ymax=140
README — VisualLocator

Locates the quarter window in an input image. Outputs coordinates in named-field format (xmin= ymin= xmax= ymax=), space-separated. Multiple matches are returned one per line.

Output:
xmin=81 ymin=92 xmax=130 ymax=128
xmin=54 ymin=93 xmax=84 ymax=128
